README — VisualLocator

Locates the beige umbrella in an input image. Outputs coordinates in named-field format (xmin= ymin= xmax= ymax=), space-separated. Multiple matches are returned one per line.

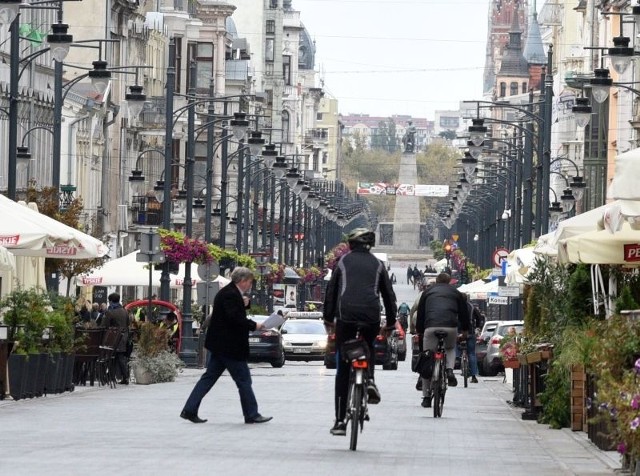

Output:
xmin=558 ymin=223 xmax=640 ymax=265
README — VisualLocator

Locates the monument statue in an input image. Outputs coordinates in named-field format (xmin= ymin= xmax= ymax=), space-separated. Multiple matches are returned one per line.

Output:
xmin=402 ymin=121 xmax=416 ymax=153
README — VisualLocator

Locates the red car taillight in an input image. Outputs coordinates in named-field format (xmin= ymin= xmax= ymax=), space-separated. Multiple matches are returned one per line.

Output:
xmin=490 ymin=336 xmax=502 ymax=345
xmin=261 ymin=330 xmax=278 ymax=337
xmin=375 ymin=335 xmax=386 ymax=342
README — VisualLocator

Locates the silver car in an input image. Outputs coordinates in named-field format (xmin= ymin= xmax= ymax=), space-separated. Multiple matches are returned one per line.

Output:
xmin=482 ymin=321 xmax=524 ymax=376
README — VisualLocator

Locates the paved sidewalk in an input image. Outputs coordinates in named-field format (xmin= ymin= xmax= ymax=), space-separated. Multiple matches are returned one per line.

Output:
xmin=0 ymin=360 xmax=620 ymax=476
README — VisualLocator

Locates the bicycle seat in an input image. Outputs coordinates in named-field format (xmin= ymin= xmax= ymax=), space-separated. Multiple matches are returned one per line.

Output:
xmin=434 ymin=330 xmax=448 ymax=339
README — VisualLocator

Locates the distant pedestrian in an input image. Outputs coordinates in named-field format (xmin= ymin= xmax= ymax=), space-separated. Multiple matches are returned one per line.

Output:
xmin=407 ymin=265 xmax=413 ymax=285
xmin=180 ymin=267 xmax=272 ymax=425
xmin=105 ymin=293 xmax=131 ymax=385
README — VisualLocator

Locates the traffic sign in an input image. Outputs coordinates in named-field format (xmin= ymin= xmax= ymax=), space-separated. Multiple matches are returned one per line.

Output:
xmin=492 ymin=247 xmax=509 ymax=267
xmin=498 ymin=285 xmax=520 ymax=297
xmin=488 ymin=296 xmax=509 ymax=305
xmin=197 ymin=262 xmax=220 ymax=281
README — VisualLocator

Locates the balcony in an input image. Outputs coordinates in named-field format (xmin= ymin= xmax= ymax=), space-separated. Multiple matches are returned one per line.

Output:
xmin=131 ymin=196 xmax=163 ymax=226
xmin=304 ymin=128 xmax=328 ymax=147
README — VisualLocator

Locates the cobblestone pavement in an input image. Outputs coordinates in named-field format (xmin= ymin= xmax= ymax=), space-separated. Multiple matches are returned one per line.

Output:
xmin=0 ymin=356 xmax=619 ymax=476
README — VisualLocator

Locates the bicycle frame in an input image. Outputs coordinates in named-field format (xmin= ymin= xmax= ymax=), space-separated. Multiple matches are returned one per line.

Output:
xmin=346 ymin=348 xmax=369 ymax=451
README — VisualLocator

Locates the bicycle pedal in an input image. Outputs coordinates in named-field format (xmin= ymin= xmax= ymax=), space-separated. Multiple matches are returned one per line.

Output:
xmin=364 ymin=413 xmax=370 ymax=421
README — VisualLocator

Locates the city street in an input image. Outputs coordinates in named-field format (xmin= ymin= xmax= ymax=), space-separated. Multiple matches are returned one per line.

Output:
xmin=0 ymin=266 xmax=619 ymax=476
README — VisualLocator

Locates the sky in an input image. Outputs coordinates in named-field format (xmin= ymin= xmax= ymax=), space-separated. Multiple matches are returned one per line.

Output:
xmin=294 ymin=0 xmax=491 ymax=120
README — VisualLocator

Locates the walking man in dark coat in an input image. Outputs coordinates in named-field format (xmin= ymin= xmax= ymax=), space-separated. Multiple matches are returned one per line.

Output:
xmin=105 ymin=293 xmax=130 ymax=384
xmin=180 ymin=267 xmax=272 ymax=424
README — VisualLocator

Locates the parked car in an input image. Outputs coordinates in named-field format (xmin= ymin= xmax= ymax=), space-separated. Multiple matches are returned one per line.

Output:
xmin=248 ymin=315 xmax=285 ymax=368
xmin=476 ymin=320 xmax=500 ymax=375
xmin=482 ymin=321 xmax=524 ymax=376
xmin=281 ymin=318 xmax=328 ymax=362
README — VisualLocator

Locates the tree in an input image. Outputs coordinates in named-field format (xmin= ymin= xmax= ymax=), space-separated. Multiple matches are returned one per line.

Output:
xmin=438 ymin=130 xmax=457 ymax=141
xmin=26 ymin=187 xmax=107 ymax=296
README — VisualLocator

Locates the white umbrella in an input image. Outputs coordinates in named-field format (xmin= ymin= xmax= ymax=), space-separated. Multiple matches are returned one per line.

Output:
xmin=558 ymin=222 xmax=640 ymax=265
xmin=0 ymin=195 xmax=107 ymax=259
xmin=78 ymin=251 xmax=230 ymax=288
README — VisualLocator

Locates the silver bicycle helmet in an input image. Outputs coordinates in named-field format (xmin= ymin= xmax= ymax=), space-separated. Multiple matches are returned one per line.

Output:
xmin=347 ymin=228 xmax=375 ymax=248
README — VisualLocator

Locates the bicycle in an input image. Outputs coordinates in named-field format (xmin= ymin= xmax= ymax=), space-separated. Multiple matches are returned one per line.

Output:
xmin=459 ymin=336 xmax=469 ymax=388
xmin=342 ymin=332 xmax=371 ymax=451
xmin=431 ymin=330 xmax=448 ymax=418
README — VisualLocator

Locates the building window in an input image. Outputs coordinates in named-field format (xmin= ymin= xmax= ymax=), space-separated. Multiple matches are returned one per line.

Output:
xmin=522 ymin=82 xmax=527 ymax=94
xmin=269 ymin=0 xmax=278 ymax=8
xmin=266 ymin=20 xmax=275 ymax=35
xmin=188 ymin=42 xmax=214 ymax=91
xmin=500 ymin=82 xmax=506 ymax=97
xmin=283 ymin=55 xmax=291 ymax=85
xmin=265 ymin=38 xmax=274 ymax=62
xmin=316 ymin=112 xmax=323 ymax=121
xmin=282 ymin=110 xmax=290 ymax=143
xmin=510 ymin=82 xmax=518 ymax=96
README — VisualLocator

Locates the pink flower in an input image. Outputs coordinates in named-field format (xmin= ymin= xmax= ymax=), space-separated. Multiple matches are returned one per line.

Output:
xmin=617 ymin=442 xmax=627 ymax=454
xmin=631 ymin=417 xmax=640 ymax=431
xmin=631 ymin=396 xmax=640 ymax=410
xmin=635 ymin=358 xmax=640 ymax=375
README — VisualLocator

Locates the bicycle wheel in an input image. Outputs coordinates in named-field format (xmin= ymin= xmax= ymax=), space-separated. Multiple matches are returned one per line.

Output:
xmin=349 ymin=384 xmax=362 ymax=451
xmin=432 ymin=360 xmax=442 ymax=418
xmin=462 ymin=352 xmax=469 ymax=388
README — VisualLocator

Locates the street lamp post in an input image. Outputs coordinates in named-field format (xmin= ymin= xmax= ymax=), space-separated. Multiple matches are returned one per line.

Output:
xmin=180 ymin=60 xmax=197 ymax=367
xmin=160 ymin=38 xmax=176 ymax=302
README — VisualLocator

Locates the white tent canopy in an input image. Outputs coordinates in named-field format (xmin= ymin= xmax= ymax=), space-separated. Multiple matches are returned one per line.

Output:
xmin=610 ymin=147 xmax=640 ymax=220
xmin=0 ymin=195 xmax=107 ymax=259
xmin=558 ymin=223 xmax=640 ymax=265
xmin=533 ymin=201 xmax=623 ymax=256
xmin=78 ymin=251 xmax=230 ymax=288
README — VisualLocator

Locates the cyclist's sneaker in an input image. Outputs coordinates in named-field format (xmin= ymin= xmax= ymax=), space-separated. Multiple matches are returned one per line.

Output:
xmin=367 ymin=380 xmax=381 ymax=404
xmin=415 ymin=377 xmax=423 ymax=391
xmin=446 ymin=368 xmax=458 ymax=387
xmin=421 ymin=392 xmax=432 ymax=408
xmin=330 ymin=420 xmax=346 ymax=436
xmin=471 ymin=376 xmax=479 ymax=384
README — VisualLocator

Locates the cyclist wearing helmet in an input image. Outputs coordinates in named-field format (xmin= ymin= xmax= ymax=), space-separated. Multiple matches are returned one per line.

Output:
xmin=323 ymin=228 xmax=397 ymax=436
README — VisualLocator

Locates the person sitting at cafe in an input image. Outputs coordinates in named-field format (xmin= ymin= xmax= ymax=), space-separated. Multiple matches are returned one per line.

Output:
xmin=159 ymin=312 xmax=179 ymax=352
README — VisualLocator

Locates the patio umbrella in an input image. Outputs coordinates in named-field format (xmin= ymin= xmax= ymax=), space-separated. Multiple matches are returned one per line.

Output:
xmin=0 ymin=195 xmax=107 ymax=259
xmin=78 ymin=251 xmax=230 ymax=288
xmin=558 ymin=222 xmax=640 ymax=265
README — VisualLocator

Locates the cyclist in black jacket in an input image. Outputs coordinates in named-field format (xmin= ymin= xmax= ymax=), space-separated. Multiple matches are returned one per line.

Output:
xmin=323 ymin=228 xmax=397 ymax=436
xmin=416 ymin=272 xmax=470 ymax=408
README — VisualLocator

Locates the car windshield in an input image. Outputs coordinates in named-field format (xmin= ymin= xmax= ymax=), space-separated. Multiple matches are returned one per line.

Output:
xmin=282 ymin=321 xmax=326 ymax=334
xmin=496 ymin=324 xmax=523 ymax=336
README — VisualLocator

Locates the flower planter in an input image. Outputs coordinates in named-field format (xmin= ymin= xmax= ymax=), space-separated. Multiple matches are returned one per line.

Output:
xmin=540 ymin=349 xmax=553 ymax=360
xmin=517 ymin=353 xmax=528 ymax=365
xmin=8 ymin=353 xmax=27 ymax=400
xmin=133 ymin=365 xmax=154 ymax=385
xmin=44 ymin=353 xmax=61 ymax=396
xmin=33 ymin=353 xmax=48 ymax=398
xmin=526 ymin=351 xmax=542 ymax=364
xmin=571 ymin=364 xmax=586 ymax=431
xmin=504 ymin=359 xmax=520 ymax=369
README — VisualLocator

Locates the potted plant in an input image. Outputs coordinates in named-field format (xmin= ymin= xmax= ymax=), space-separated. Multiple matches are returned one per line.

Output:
xmin=0 ymin=288 xmax=50 ymax=399
xmin=130 ymin=322 xmax=184 ymax=384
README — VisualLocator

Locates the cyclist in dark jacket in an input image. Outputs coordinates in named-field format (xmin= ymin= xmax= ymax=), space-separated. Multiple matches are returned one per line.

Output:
xmin=324 ymin=228 xmax=397 ymax=436
xmin=416 ymin=272 xmax=470 ymax=408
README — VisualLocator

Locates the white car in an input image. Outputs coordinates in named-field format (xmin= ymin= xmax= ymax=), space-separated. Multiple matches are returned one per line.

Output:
xmin=280 ymin=318 xmax=328 ymax=361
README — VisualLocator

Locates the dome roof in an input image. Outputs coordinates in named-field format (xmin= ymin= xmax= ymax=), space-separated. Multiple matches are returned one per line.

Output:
xmin=299 ymin=25 xmax=315 ymax=70
xmin=226 ymin=17 xmax=237 ymax=39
